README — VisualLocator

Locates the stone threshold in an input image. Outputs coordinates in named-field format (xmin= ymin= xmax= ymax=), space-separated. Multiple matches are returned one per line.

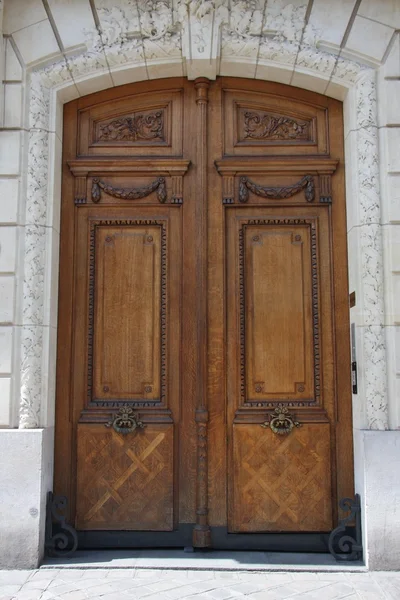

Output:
xmin=42 ymin=550 xmax=366 ymax=572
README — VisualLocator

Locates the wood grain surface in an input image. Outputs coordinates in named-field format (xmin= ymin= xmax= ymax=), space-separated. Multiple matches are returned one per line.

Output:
xmin=55 ymin=77 xmax=353 ymax=543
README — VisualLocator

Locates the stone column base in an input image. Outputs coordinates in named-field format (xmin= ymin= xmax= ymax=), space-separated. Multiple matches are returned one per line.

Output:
xmin=354 ymin=429 xmax=400 ymax=570
xmin=0 ymin=428 xmax=54 ymax=569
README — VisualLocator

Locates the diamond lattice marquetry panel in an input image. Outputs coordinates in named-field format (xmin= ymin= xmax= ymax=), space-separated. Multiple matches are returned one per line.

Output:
xmin=231 ymin=423 xmax=332 ymax=532
xmin=76 ymin=424 xmax=174 ymax=531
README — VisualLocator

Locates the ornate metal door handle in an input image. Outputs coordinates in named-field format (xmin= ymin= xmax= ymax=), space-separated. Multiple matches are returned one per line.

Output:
xmin=105 ymin=406 xmax=146 ymax=435
xmin=261 ymin=404 xmax=300 ymax=435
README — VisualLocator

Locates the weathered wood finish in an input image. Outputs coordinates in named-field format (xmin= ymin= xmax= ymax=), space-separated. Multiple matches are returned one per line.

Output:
xmin=55 ymin=77 xmax=353 ymax=546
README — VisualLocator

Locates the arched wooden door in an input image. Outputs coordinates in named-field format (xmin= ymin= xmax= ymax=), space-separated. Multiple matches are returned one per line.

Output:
xmin=55 ymin=77 xmax=353 ymax=550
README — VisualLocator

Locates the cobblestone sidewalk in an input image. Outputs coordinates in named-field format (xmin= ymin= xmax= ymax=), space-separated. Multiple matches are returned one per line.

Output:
xmin=1 ymin=568 xmax=400 ymax=600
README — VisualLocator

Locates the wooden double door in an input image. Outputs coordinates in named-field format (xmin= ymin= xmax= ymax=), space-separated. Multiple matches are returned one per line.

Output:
xmin=55 ymin=77 xmax=353 ymax=550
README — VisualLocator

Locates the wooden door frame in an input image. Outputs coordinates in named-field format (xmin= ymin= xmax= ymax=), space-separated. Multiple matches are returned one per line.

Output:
xmin=55 ymin=76 xmax=354 ymax=550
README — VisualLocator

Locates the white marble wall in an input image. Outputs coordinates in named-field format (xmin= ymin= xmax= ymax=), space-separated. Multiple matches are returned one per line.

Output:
xmin=377 ymin=34 xmax=400 ymax=430
xmin=0 ymin=0 xmax=23 ymax=427
xmin=0 ymin=428 xmax=54 ymax=568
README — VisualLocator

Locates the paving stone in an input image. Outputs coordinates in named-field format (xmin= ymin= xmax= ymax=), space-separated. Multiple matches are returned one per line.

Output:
xmin=246 ymin=587 xmax=301 ymax=600
xmin=237 ymin=573 xmax=293 ymax=587
xmin=22 ymin=579 xmax=52 ymax=591
xmin=30 ymin=570 xmax=61 ymax=581
xmin=13 ymin=592 xmax=49 ymax=600
xmin=346 ymin=578 xmax=387 ymax=599
xmin=184 ymin=596 xmax=218 ymax=600
xmin=292 ymin=582 xmax=357 ymax=599
xmin=45 ymin=581 xmax=84 ymax=594
xmin=2 ymin=566 xmax=400 ymax=600
xmin=165 ymin=581 xmax=219 ymax=598
xmin=290 ymin=572 xmax=320 ymax=581
xmin=0 ymin=585 xmax=23 ymax=595
xmin=106 ymin=578 xmax=149 ymax=592
xmin=185 ymin=571 xmax=216 ymax=581
xmin=147 ymin=579 xmax=188 ymax=593
xmin=226 ymin=581 xmax=266 ymax=595
xmin=317 ymin=573 xmax=346 ymax=581
xmin=57 ymin=591 xmax=89 ymax=600
xmin=135 ymin=595 xmax=175 ymax=600
xmin=78 ymin=568 xmax=111 ymax=579
xmin=106 ymin=569 xmax=137 ymax=579
xmin=54 ymin=571 xmax=86 ymax=581
xmin=0 ymin=571 xmax=31 ymax=585
xmin=373 ymin=575 xmax=400 ymax=600
xmin=206 ymin=586 xmax=242 ymax=599
xmin=91 ymin=594 xmax=125 ymax=600
xmin=288 ymin=580 xmax=334 ymax=594
xmin=126 ymin=584 xmax=158 ymax=598
xmin=135 ymin=569 xmax=168 ymax=579
xmin=83 ymin=582 xmax=118 ymax=596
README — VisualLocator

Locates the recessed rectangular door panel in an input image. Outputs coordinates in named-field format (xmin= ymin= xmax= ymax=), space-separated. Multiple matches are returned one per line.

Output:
xmin=244 ymin=223 xmax=314 ymax=401
xmin=93 ymin=224 xmax=162 ymax=402
xmin=226 ymin=206 xmax=335 ymax=533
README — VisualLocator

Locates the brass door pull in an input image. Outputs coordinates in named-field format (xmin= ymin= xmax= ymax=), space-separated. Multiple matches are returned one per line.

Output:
xmin=106 ymin=406 xmax=146 ymax=435
xmin=261 ymin=404 xmax=300 ymax=435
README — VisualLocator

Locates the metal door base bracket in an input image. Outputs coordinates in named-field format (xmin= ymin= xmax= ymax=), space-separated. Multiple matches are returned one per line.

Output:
xmin=45 ymin=492 xmax=78 ymax=557
xmin=328 ymin=494 xmax=363 ymax=561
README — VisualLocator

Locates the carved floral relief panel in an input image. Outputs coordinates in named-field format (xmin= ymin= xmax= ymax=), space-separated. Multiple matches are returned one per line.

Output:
xmin=95 ymin=109 xmax=165 ymax=144
xmin=78 ymin=89 xmax=183 ymax=157
xmin=223 ymin=89 xmax=327 ymax=156
xmin=239 ymin=108 xmax=312 ymax=143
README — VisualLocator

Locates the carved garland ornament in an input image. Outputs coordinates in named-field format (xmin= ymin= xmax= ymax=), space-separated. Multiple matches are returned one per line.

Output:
xmin=243 ymin=110 xmax=310 ymax=141
xmin=239 ymin=175 xmax=315 ymax=203
xmin=91 ymin=177 xmax=167 ymax=203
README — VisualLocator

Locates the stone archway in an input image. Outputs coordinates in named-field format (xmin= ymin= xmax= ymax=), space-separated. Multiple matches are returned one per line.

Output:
xmin=21 ymin=49 xmax=387 ymax=433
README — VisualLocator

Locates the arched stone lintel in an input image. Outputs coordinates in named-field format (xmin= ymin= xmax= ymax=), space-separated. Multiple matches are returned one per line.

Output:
xmin=17 ymin=46 xmax=388 ymax=431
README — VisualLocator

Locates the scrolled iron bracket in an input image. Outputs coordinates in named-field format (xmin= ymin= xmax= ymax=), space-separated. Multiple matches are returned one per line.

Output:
xmin=239 ymin=174 xmax=315 ymax=203
xmin=105 ymin=406 xmax=146 ymax=435
xmin=261 ymin=404 xmax=301 ymax=435
xmin=45 ymin=492 xmax=78 ymax=557
xmin=328 ymin=494 xmax=363 ymax=561
xmin=91 ymin=176 xmax=167 ymax=203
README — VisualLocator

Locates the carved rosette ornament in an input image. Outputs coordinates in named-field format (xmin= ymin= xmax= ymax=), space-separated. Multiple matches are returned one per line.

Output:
xmin=262 ymin=405 xmax=301 ymax=435
xmin=239 ymin=175 xmax=315 ymax=203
